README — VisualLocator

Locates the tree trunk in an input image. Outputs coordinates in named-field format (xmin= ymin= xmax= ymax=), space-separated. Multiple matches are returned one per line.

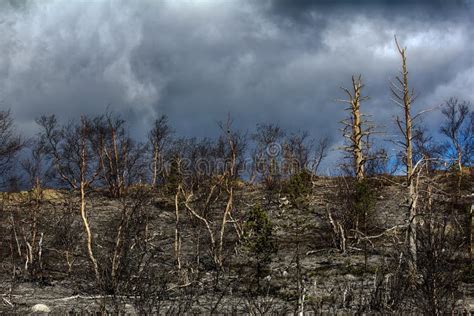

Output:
xmin=80 ymin=181 xmax=100 ymax=284
xmin=174 ymin=187 xmax=182 ymax=270
xmin=152 ymin=147 xmax=159 ymax=187
xmin=396 ymin=37 xmax=416 ymax=271
xmin=352 ymin=78 xmax=364 ymax=182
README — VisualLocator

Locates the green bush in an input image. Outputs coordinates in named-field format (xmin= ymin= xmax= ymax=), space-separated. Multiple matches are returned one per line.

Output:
xmin=352 ymin=180 xmax=377 ymax=228
xmin=282 ymin=171 xmax=313 ymax=208
xmin=242 ymin=204 xmax=276 ymax=292
xmin=244 ymin=204 xmax=276 ymax=259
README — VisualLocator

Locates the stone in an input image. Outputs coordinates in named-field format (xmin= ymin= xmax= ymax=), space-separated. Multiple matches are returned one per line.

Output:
xmin=31 ymin=304 xmax=51 ymax=313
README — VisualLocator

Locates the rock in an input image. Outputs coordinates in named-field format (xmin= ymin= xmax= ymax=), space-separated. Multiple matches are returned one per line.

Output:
xmin=345 ymin=274 xmax=358 ymax=281
xmin=124 ymin=304 xmax=137 ymax=315
xmin=31 ymin=304 xmax=51 ymax=313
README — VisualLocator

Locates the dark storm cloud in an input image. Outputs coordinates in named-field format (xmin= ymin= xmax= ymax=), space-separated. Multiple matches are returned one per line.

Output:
xmin=268 ymin=0 xmax=471 ymax=13
xmin=0 ymin=0 xmax=472 ymax=170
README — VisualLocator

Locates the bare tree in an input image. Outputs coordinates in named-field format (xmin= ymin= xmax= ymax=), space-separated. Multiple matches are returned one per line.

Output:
xmin=178 ymin=116 xmax=242 ymax=270
xmin=251 ymin=123 xmax=285 ymax=187
xmin=89 ymin=112 xmax=146 ymax=198
xmin=282 ymin=131 xmax=310 ymax=176
xmin=282 ymin=132 xmax=329 ymax=181
xmin=337 ymin=75 xmax=374 ymax=182
xmin=0 ymin=110 xmax=22 ymax=183
xmin=390 ymin=36 xmax=420 ymax=269
xmin=412 ymin=126 xmax=443 ymax=172
xmin=391 ymin=36 xmax=416 ymax=181
xmin=390 ymin=159 xmax=466 ymax=314
xmin=440 ymin=98 xmax=472 ymax=173
xmin=311 ymin=136 xmax=329 ymax=176
xmin=37 ymin=115 xmax=101 ymax=283
xmin=17 ymin=140 xmax=53 ymax=279
xmin=148 ymin=115 xmax=172 ymax=188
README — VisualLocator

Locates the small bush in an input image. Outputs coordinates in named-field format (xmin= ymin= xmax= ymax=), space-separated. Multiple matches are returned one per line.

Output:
xmin=352 ymin=180 xmax=377 ymax=231
xmin=242 ymin=204 xmax=277 ymax=292
xmin=281 ymin=171 xmax=312 ymax=208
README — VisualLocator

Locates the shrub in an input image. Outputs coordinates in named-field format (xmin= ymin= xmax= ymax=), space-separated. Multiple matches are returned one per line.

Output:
xmin=242 ymin=204 xmax=276 ymax=292
xmin=282 ymin=171 xmax=312 ymax=208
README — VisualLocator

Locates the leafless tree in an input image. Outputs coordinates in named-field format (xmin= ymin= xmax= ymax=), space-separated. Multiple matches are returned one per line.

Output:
xmin=282 ymin=130 xmax=310 ymax=176
xmin=440 ymin=98 xmax=473 ymax=172
xmin=37 ymin=115 xmax=101 ymax=283
xmin=178 ymin=116 xmax=242 ymax=270
xmin=13 ymin=140 xmax=54 ymax=280
xmin=412 ymin=126 xmax=443 ymax=172
xmin=20 ymin=139 xmax=53 ymax=190
xmin=311 ymin=136 xmax=329 ymax=176
xmin=390 ymin=36 xmax=421 ymax=270
xmin=89 ymin=112 xmax=147 ymax=198
xmin=391 ymin=37 xmax=416 ymax=180
xmin=148 ymin=115 xmax=172 ymax=188
xmin=251 ymin=123 xmax=285 ymax=187
xmin=0 ymin=109 xmax=22 ymax=183
xmin=337 ymin=75 xmax=375 ymax=182
xmin=105 ymin=187 xmax=154 ymax=293
xmin=387 ymin=159 xmax=466 ymax=314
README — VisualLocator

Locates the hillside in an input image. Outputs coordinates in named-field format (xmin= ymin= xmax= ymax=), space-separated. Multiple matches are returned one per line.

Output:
xmin=0 ymin=173 xmax=472 ymax=314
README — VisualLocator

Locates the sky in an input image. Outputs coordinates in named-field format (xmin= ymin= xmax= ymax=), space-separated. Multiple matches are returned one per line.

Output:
xmin=1 ymin=0 xmax=473 ymax=171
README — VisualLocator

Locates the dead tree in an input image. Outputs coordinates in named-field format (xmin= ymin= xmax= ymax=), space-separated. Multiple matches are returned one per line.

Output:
xmin=251 ymin=123 xmax=285 ymax=187
xmin=37 ymin=115 xmax=101 ymax=283
xmin=391 ymin=36 xmax=416 ymax=181
xmin=311 ymin=136 xmax=329 ymax=176
xmin=440 ymin=98 xmax=472 ymax=173
xmin=401 ymin=158 xmax=466 ymax=313
xmin=0 ymin=109 xmax=22 ymax=182
xmin=18 ymin=141 xmax=52 ymax=279
xmin=412 ymin=126 xmax=443 ymax=173
xmin=439 ymin=98 xmax=473 ymax=260
xmin=390 ymin=36 xmax=420 ymax=269
xmin=174 ymin=184 xmax=182 ymax=271
xmin=282 ymin=131 xmax=310 ymax=177
xmin=89 ymin=113 xmax=146 ymax=198
xmin=179 ymin=117 xmax=241 ymax=270
xmin=108 ymin=187 xmax=153 ymax=293
xmin=148 ymin=115 xmax=172 ymax=188
xmin=337 ymin=75 xmax=373 ymax=182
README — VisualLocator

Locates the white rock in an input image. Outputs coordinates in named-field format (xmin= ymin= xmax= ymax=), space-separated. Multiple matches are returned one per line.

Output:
xmin=31 ymin=303 xmax=51 ymax=313
xmin=124 ymin=304 xmax=137 ymax=315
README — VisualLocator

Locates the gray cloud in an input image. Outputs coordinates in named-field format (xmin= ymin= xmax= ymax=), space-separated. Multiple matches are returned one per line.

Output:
xmin=0 ymin=0 xmax=472 ymax=169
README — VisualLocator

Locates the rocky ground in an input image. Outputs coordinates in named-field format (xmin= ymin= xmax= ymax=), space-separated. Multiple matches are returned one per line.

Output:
xmin=0 ymin=175 xmax=472 ymax=314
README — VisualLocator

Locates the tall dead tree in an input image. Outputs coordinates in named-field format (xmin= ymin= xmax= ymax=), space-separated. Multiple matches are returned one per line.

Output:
xmin=337 ymin=75 xmax=372 ymax=182
xmin=390 ymin=36 xmax=418 ymax=271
